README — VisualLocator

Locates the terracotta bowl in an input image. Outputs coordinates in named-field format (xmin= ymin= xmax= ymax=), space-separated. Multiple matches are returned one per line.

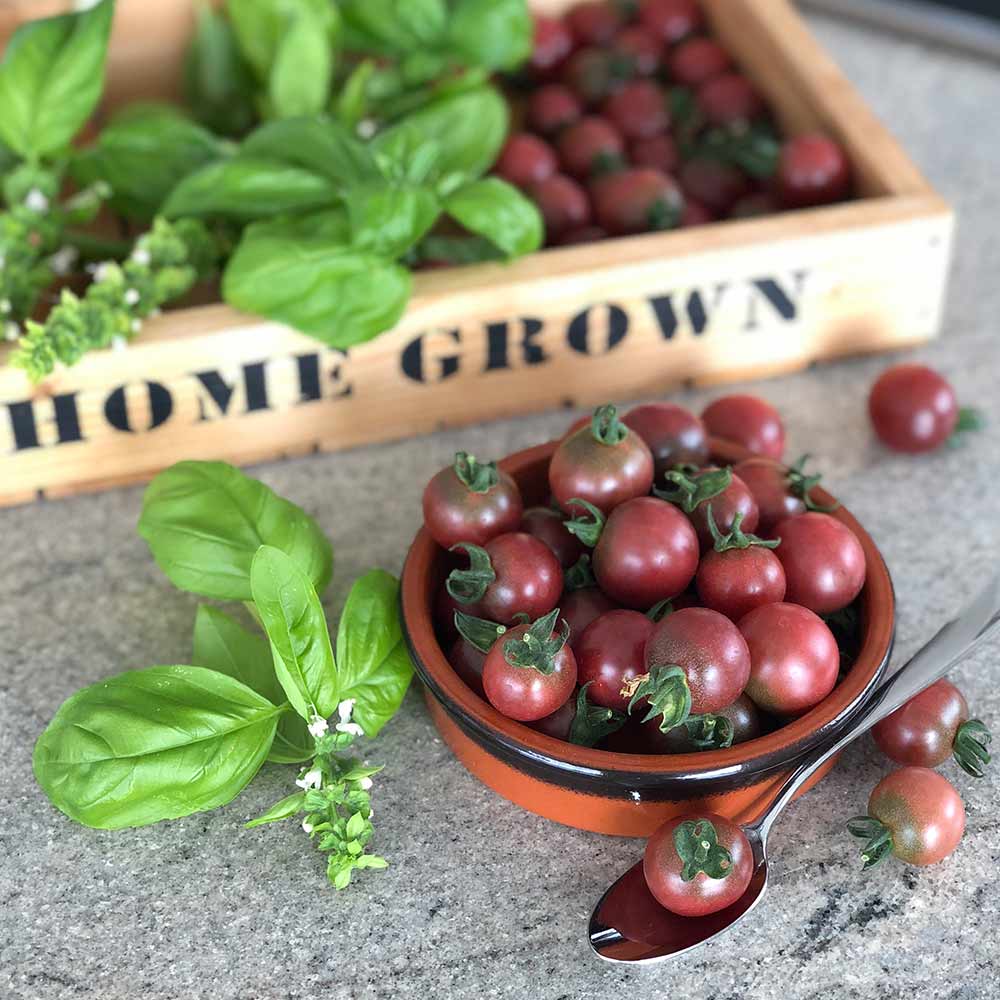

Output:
xmin=401 ymin=439 xmax=894 ymax=837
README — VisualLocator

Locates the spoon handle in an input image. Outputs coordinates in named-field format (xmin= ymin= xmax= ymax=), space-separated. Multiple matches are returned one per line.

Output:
xmin=753 ymin=574 xmax=1000 ymax=841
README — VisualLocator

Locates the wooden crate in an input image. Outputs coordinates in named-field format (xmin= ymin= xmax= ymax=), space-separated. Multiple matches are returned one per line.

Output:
xmin=0 ymin=0 xmax=954 ymax=508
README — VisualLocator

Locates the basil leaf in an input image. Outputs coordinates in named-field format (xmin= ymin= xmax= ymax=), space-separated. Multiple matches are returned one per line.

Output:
xmin=227 ymin=0 xmax=336 ymax=81
xmin=446 ymin=177 xmax=543 ymax=258
xmin=192 ymin=606 xmax=313 ymax=763
xmin=373 ymin=86 xmax=508 ymax=184
xmin=183 ymin=3 xmax=256 ymax=137
xmin=33 ymin=665 xmax=282 ymax=830
xmin=163 ymin=156 xmax=336 ymax=219
xmin=334 ymin=570 xmax=413 ymax=738
xmin=138 ymin=460 xmax=333 ymax=601
xmin=340 ymin=0 xmax=447 ymax=53
xmin=245 ymin=791 xmax=306 ymax=829
xmin=241 ymin=117 xmax=378 ymax=186
xmin=251 ymin=545 xmax=340 ymax=721
xmin=449 ymin=0 xmax=533 ymax=71
xmin=70 ymin=104 xmax=228 ymax=219
xmin=347 ymin=183 xmax=440 ymax=258
xmin=0 ymin=0 xmax=112 ymax=158
xmin=268 ymin=5 xmax=334 ymax=119
xmin=222 ymin=218 xmax=411 ymax=346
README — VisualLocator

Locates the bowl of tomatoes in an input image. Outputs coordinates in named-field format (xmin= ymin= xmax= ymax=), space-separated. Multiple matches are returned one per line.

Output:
xmin=401 ymin=401 xmax=894 ymax=837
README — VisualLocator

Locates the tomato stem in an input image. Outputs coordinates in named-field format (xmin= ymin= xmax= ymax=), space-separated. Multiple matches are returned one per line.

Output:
xmin=655 ymin=465 xmax=732 ymax=514
xmin=705 ymin=504 xmax=780 ymax=552
xmin=565 ymin=497 xmax=606 ymax=547
xmin=787 ymin=454 xmax=839 ymax=514
xmin=622 ymin=664 xmax=692 ymax=732
xmin=564 ymin=553 xmax=597 ymax=591
xmin=673 ymin=819 xmax=734 ymax=881
xmin=501 ymin=608 xmax=569 ymax=676
xmin=454 ymin=611 xmax=506 ymax=654
xmin=590 ymin=403 xmax=629 ymax=446
xmin=446 ymin=543 xmax=496 ymax=603
xmin=846 ymin=815 xmax=894 ymax=870
xmin=684 ymin=713 xmax=735 ymax=750
xmin=453 ymin=452 xmax=500 ymax=494
xmin=568 ymin=683 xmax=626 ymax=747
xmin=950 ymin=407 xmax=986 ymax=446
xmin=953 ymin=718 xmax=992 ymax=778
xmin=646 ymin=598 xmax=674 ymax=623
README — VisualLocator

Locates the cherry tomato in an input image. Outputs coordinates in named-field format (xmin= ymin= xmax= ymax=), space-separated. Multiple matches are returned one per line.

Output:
xmin=529 ymin=693 xmax=578 ymax=739
xmin=848 ymin=767 xmax=965 ymax=868
xmin=644 ymin=813 xmax=753 ymax=917
xmin=593 ymin=497 xmax=699 ymax=608
xmin=566 ymin=1 xmax=624 ymax=46
xmin=447 ymin=533 xmax=563 ymax=625
xmin=638 ymin=0 xmax=704 ymax=44
xmin=872 ymin=679 xmax=992 ymax=777
xmin=520 ymin=506 xmax=584 ymax=569
xmin=562 ymin=49 xmax=634 ymax=105
xmin=701 ymin=394 xmax=786 ymax=459
xmin=622 ymin=402 xmax=709 ymax=480
xmin=696 ymin=537 xmax=785 ymax=621
xmin=561 ymin=586 xmax=618 ymax=650
xmin=739 ymin=602 xmax=839 ymax=715
xmin=576 ymin=609 xmax=654 ymax=711
xmin=680 ymin=196 xmax=716 ymax=227
xmin=555 ymin=224 xmax=607 ymax=246
xmin=678 ymin=156 xmax=751 ymax=215
xmin=777 ymin=134 xmax=850 ymax=209
xmin=549 ymin=404 xmax=654 ymax=514
xmin=422 ymin=451 xmax=524 ymax=549
xmin=530 ymin=174 xmax=592 ymax=240
xmin=734 ymin=455 xmax=835 ymax=533
xmin=643 ymin=692 xmax=762 ymax=752
xmin=591 ymin=168 xmax=683 ymax=235
xmin=495 ymin=133 xmax=558 ymax=189
xmin=602 ymin=80 xmax=669 ymax=140
xmin=530 ymin=15 xmax=574 ymax=77
xmin=528 ymin=84 xmax=583 ymax=134
xmin=482 ymin=610 xmax=578 ymax=721
xmin=612 ymin=26 xmax=664 ymax=76
xmin=657 ymin=466 xmax=759 ymax=550
xmin=556 ymin=115 xmax=626 ymax=177
xmin=697 ymin=73 xmax=765 ymax=127
xmin=630 ymin=133 xmax=679 ymax=173
xmin=773 ymin=512 xmax=865 ymax=615
xmin=447 ymin=636 xmax=488 ymax=697
xmin=669 ymin=37 xmax=732 ymax=86
xmin=868 ymin=364 xmax=975 ymax=454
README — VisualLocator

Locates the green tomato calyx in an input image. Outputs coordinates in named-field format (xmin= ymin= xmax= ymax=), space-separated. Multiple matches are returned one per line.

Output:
xmin=953 ymin=718 xmax=991 ymax=778
xmin=674 ymin=819 xmax=734 ymax=881
xmin=706 ymin=505 xmax=780 ymax=553
xmin=568 ymin=683 xmax=626 ymax=747
xmin=453 ymin=451 xmax=500 ymax=494
xmin=590 ymin=403 xmax=628 ymax=446
xmin=622 ymin=663 xmax=692 ymax=733
xmin=787 ymin=454 xmax=839 ymax=513
xmin=446 ymin=542 xmax=496 ymax=603
xmin=454 ymin=611 xmax=506 ymax=654
xmin=847 ymin=815 xmax=894 ymax=870
xmin=655 ymin=465 xmax=732 ymax=514
xmin=502 ymin=608 xmax=568 ymax=676
xmin=565 ymin=497 xmax=606 ymax=548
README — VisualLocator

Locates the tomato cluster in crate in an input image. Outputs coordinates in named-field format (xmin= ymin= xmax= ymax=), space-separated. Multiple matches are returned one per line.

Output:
xmin=494 ymin=0 xmax=852 ymax=244
xmin=422 ymin=395 xmax=869 ymax=753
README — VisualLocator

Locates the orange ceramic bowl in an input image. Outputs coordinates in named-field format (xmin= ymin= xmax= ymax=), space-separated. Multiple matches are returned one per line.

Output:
xmin=401 ymin=439 xmax=894 ymax=837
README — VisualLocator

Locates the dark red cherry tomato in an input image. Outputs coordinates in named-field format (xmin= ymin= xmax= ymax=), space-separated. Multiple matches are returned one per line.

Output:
xmin=576 ymin=609 xmax=654 ymax=711
xmin=549 ymin=404 xmax=654 ymax=514
xmin=555 ymin=223 xmax=607 ymax=245
xmin=696 ymin=525 xmax=785 ymax=621
xmin=848 ymin=767 xmax=965 ymax=868
xmin=623 ymin=402 xmax=709 ymax=480
xmin=777 ymin=134 xmax=850 ymax=209
xmin=530 ymin=173 xmax=592 ymax=240
xmin=593 ymin=497 xmax=699 ymax=608
xmin=495 ymin=132 xmax=558 ymax=188
xmin=447 ymin=636 xmax=488 ymax=697
xmin=566 ymin=1 xmax=624 ymax=46
xmin=556 ymin=115 xmax=626 ymax=177
xmin=680 ymin=196 xmax=715 ymax=227
xmin=528 ymin=84 xmax=583 ymax=134
xmin=530 ymin=15 xmax=574 ymax=77
xmin=701 ymin=394 xmax=786 ymax=459
xmin=630 ymin=133 xmax=679 ymax=173
xmin=591 ymin=168 xmax=683 ymax=235
xmin=678 ymin=156 xmax=751 ymax=215
xmin=422 ymin=451 xmax=524 ymax=549
xmin=868 ymin=364 xmax=975 ymax=454
xmin=529 ymin=693 xmax=578 ymax=739
xmin=657 ymin=466 xmax=759 ymax=550
xmin=644 ymin=813 xmax=753 ymax=917
xmin=520 ymin=506 xmax=585 ymax=568
xmin=447 ymin=533 xmax=563 ymax=625
xmin=561 ymin=586 xmax=618 ymax=651
xmin=638 ymin=0 xmax=704 ymax=44
xmin=482 ymin=609 xmax=578 ymax=721
xmin=734 ymin=455 xmax=835 ymax=533
xmin=740 ymin=602 xmax=839 ymax=714
xmin=643 ymin=693 xmax=762 ymax=752
xmin=612 ymin=26 xmax=663 ymax=76
xmin=773 ymin=512 xmax=865 ymax=615
xmin=697 ymin=73 xmax=764 ymax=127
xmin=562 ymin=48 xmax=634 ymax=105
xmin=872 ymin=679 xmax=991 ymax=777
xmin=602 ymin=80 xmax=669 ymax=140
xmin=669 ymin=37 xmax=732 ymax=86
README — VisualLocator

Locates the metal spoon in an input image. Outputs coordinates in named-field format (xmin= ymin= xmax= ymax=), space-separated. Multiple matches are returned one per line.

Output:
xmin=590 ymin=575 xmax=1000 ymax=965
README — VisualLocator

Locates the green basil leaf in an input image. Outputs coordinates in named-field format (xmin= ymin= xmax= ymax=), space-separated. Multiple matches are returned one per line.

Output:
xmin=268 ymin=6 xmax=334 ymax=119
xmin=70 ymin=104 xmax=228 ymax=219
xmin=335 ymin=59 xmax=377 ymax=129
xmin=183 ymin=3 xmax=257 ymax=137
xmin=245 ymin=790 xmax=306 ymax=829
xmin=138 ymin=460 xmax=333 ymax=601
xmin=449 ymin=0 xmax=533 ymax=71
xmin=373 ymin=85 xmax=508 ymax=184
xmin=227 ymin=0 xmax=336 ymax=81
xmin=0 ymin=0 xmax=112 ymax=158
xmin=446 ymin=177 xmax=543 ymax=258
xmin=222 ymin=218 xmax=411 ymax=346
xmin=347 ymin=183 xmax=440 ymax=257
xmin=192 ymin=606 xmax=313 ymax=763
xmin=251 ymin=545 xmax=339 ymax=721
xmin=163 ymin=155 xmax=336 ymax=219
xmin=340 ymin=0 xmax=447 ymax=53
xmin=241 ymin=117 xmax=379 ymax=186
xmin=334 ymin=569 xmax=413 ymax=738
xmin=33 ymin=665 xmax=283 ymax=830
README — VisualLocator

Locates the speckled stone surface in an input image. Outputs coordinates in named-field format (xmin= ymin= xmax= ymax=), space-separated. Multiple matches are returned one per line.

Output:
xmin=3 ymin=13 xmax=1000 ymax=1000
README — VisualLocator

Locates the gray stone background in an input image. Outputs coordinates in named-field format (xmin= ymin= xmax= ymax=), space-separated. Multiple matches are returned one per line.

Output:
xmin=2 ymin=10 xmax=999 ymax=1000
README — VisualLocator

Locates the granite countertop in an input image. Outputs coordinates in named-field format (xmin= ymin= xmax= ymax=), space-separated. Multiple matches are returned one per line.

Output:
xmin=3 ymin=12 xmax=999 ymax=1000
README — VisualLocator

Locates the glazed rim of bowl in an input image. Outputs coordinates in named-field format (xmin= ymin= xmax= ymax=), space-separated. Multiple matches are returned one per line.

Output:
xmin=401 ymin=438 xmax=895 ymax=783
